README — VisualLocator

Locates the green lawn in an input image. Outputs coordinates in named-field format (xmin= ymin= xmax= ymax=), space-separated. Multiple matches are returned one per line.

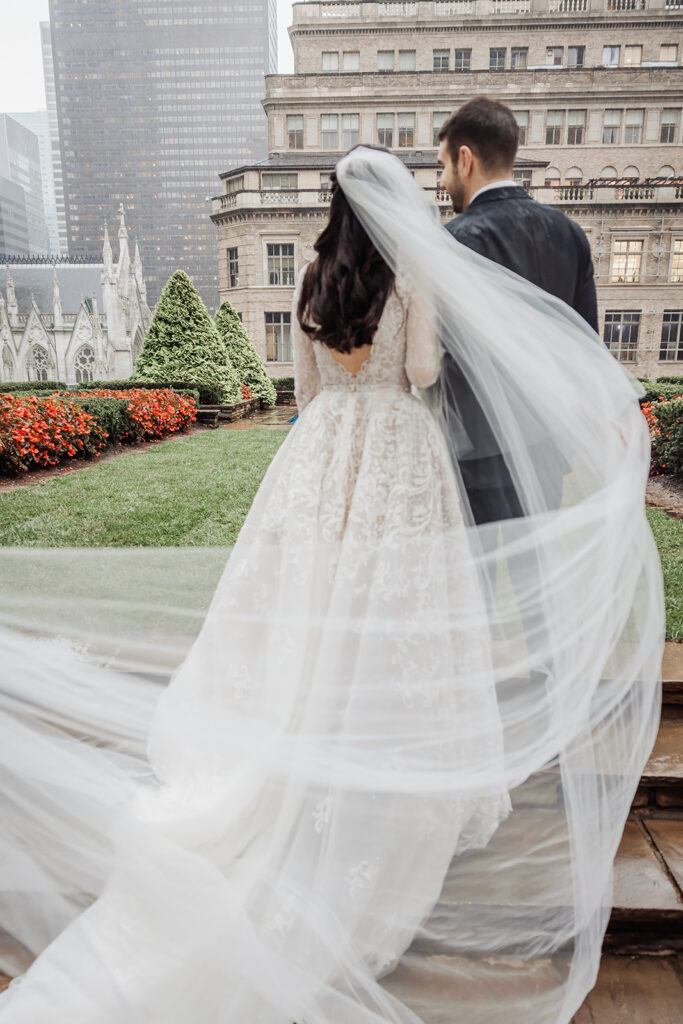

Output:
xmin=0 ymin=431 xmax=681 ymax=640
xmin=0 ymin=429 xmax=288 ymax=547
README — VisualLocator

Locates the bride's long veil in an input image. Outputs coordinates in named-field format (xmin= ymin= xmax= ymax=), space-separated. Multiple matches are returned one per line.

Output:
xmin=335 ymin=147 xmax=663 ymax=1019
xmin=0 ymin=146 xmax=663 ymax=1024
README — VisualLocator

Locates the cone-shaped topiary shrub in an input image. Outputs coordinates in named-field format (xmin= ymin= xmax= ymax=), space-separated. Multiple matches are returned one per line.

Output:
xmin=134 ymin=271 xmax=241 ymax=403
xmin=214 ymin=300 xmax=277 ymax=408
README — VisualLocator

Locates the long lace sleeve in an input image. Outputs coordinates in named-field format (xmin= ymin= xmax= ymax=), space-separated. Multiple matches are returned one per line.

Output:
xmin=292 ymin=266 xmax=321 ymax=413
xmin=401 ymin=276 xmax=441 ymax=390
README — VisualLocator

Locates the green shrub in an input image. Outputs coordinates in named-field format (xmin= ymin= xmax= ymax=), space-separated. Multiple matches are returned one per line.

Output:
xmin=57 ymin=396 xmax=132 ymax=445
xmin=639 ymin=379 xmax=683 ymax=404
xmin=650 ymin=398 xmax=683 ymax=476
xmin=656 ymin=375 xmax=683 ymax=386
xmin=79 ymin=379 xmax=218 ymax=404
xmin=271 ymin=377 xmax=295 ymax=391
xmin=132 ymin=270 xmax=241 ymax=403
xmin=214 ymin=301 xmax=276 ymax=408
xmin=0 ymin=381 xmax=67 ymax=394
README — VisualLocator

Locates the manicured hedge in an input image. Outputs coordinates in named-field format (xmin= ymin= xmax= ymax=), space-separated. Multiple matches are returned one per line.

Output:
xmin=0 ymin=393 xmax=107 ymax=475
xmin=638 ymin=380 xmax=683 ymax=404
xmin=0 ymin=381 xmax=67 ymax=394
xmin=271 ymin=377 xmax=295 ymax=392
xmin=643 ymin=397 xmax=683 ymax=477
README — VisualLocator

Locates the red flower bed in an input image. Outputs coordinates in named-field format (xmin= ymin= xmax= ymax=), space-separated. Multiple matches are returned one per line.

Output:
xmin=0 ymin=394 xmax=107 ymax=475
xmin=68 ymin=388 xmax=196 ymax=443
xmin=240 ymin=383 xmax=254 ymax=401
xmin=642 ymin=394 xmax=683 ymax=476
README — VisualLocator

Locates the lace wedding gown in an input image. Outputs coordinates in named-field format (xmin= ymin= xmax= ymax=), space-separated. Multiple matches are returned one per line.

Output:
xmin=0 ymin=268 xmax=510 ymax=1023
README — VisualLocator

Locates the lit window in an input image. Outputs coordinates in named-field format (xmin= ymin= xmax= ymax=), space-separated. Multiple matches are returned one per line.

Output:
xmin=671 ymin=240 xmax=683 ymax=282
xmin=611 ymin=239 xmax=643 ymax=284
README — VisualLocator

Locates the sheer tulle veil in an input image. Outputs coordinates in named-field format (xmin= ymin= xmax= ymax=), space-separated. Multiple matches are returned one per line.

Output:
xmin=0 ymin=147 xmax=664 ymax=1024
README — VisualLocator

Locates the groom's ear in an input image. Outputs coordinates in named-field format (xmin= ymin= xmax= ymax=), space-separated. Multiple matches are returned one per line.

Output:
xmin=457 ymin=145 xmax=475 ymax=179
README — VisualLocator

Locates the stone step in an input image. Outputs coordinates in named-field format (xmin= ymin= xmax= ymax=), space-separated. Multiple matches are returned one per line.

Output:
xmin=662 ymin=642 xmax=683 ymax=705
xmin=572 ymin=953 xmax=683 ymax=1023
xmin=634 ymin=705 xmax=683 ymax=809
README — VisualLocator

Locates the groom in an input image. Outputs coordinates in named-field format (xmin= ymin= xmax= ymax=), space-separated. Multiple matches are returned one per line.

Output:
xmin=437 ymin=96 xmax=598 ymax=525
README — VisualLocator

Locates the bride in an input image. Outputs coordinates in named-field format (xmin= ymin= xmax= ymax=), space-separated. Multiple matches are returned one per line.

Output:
xmin=0 ymin=147 xmax=663 ymax=1024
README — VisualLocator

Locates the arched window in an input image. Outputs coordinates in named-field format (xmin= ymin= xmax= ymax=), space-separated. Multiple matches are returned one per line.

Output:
xmin=623 ymin=165 xmax=640 ymax=182
xmin=29 ymin=345 xmax=50 ymax=382
xmin=2 ymin=346 xmax=14 ymax=381
xmin=74 ymin=345 xmax=95 ymax=383
xmin=657 ymin=166 xmax=675 ymax=180
xmin=599 ymin=166 xmax=618 ymax=182
xmin=544 ymin=166 xmax=561 ymax=187
xmin=565 ymin=167 xmax=583 ymax=185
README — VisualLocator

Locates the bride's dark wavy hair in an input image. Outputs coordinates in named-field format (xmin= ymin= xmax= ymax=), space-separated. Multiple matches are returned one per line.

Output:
xmin=297 ymin=148 xmax=395 ymax=354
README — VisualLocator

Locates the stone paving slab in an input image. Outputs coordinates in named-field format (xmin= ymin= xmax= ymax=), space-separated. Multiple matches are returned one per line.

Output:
xmin=642 ymin=706 xmax=683 ymax=785
xmin=572 ymin=954 xmax=683 ymax=1024
xmin=644 ymin=819 xmax=683 ymax=893
xmin=613 ymin=820 xmax=683 ymax=912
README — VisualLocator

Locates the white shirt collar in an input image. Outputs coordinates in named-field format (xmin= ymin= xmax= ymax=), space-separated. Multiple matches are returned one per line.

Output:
xmin=469 ymin=179 xmax=518 ymax=205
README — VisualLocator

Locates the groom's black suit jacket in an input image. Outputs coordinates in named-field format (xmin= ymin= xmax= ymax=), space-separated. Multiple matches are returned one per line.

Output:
xmin=442 ymin=185 xmax=598 ymax=524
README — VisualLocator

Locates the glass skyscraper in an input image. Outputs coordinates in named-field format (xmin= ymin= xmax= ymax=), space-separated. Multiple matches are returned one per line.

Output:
xmin=48 ymin=0 xmax=276 ymax=308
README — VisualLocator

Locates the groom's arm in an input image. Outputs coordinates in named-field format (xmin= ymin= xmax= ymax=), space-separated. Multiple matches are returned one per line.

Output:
xmin=572 ymin=227 xmax=599 ymax=334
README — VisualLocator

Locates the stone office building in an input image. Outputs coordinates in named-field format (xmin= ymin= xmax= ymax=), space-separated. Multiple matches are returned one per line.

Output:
xmin=211 ymin=0 xmax=683 ymax=379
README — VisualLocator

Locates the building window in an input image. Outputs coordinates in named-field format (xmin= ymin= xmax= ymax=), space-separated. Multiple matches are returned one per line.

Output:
xmin=545 ymin=168 xmax=561 ymax=188
xmin=28 ymin=345 xmax=49 ymax=382
xmin=511 ymin=47 xmax=528 ymax=70
xmin=433 ymin=111 xmax=449 ymax=146
xmin=660 ymin=311 xmax=683 ymax=360
xmin=489 ymin=48 xmax=506 ymax=72
xmin=74 ymin=345 xmax=95 ymax=383
xmin=377 ymin=113 xmax=394 ymax=147
xmin=546 ymin=110 xmax=565 ymax=145
xmin=568 ymin=45 xmax=585 ymax=68
xmin=398 ymin=50 xmax=416 ymax=71
xmin=267 ymin=244 xmax=295 ymax=286
xmin=603 ymin=311 xmax=640 ymax=361
xmin=398 ymin=113 xmax=415 ymax=147
xmin=546 ymin=47 xmax=563 ymax=66
xmin=322 ymin=51 xmax=339 ymax=72
xmin=378 ymin=50 xmax=395 ymax=71
xmin=454 ymin=48 xmax=471 ymax=72
xmin=433 ymin=49 xmax=450 ymax=71
xmin=343 ymin=51 xmax=360 ymax=72
xmin=625 ymin=109 xmax=644 ymax=144
xmin=320 ymin=172 xmax=334 ymax=192
xmin=611 ymin=239 xmax=643 ymax=283
xmin=321 ymin=114 xmax=339 ymax=149
xmin=342 ymin=113 xmax=360 ymax=148
xmin=228 ymin=247 xmax=238 ymax=288
xmin=513 ymin=169 xmax=533 ymax=193
xmin=514 ymin=110 xmax=529 ymax=146
xmin=567 ymin=110 xmax=586 ymax=145
xmin=624 ymin=44 xmax=642 ymax=66
xmin=265 ymin=313 xmax=292 ymax=362
xmin=602 ymin=46 xmax=620 ymax=67
xmin=603 ymin=109 xmax=622 ymax=144
xmin=287 ymin=115 xmax=304 ymax=150
xmin=671 ymin=239 xmax=683 ymax=282
xmin=226 ymin=175 xmax=244 ymax=195
xmin=262 ymin=172 xmax=298 ymax=191
xmin=661 ymin=108 xmax=681 ymax=143
xmin=660 ymin=44 xmax=678 ymax=63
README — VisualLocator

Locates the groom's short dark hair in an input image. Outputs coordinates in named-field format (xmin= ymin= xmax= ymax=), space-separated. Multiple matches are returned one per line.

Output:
xmin=438 ymin=97 xmax=518 ymax=172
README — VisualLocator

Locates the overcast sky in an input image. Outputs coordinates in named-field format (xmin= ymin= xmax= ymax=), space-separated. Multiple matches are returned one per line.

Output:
xmin=0 ymin=0 xmax=295 ymax=113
